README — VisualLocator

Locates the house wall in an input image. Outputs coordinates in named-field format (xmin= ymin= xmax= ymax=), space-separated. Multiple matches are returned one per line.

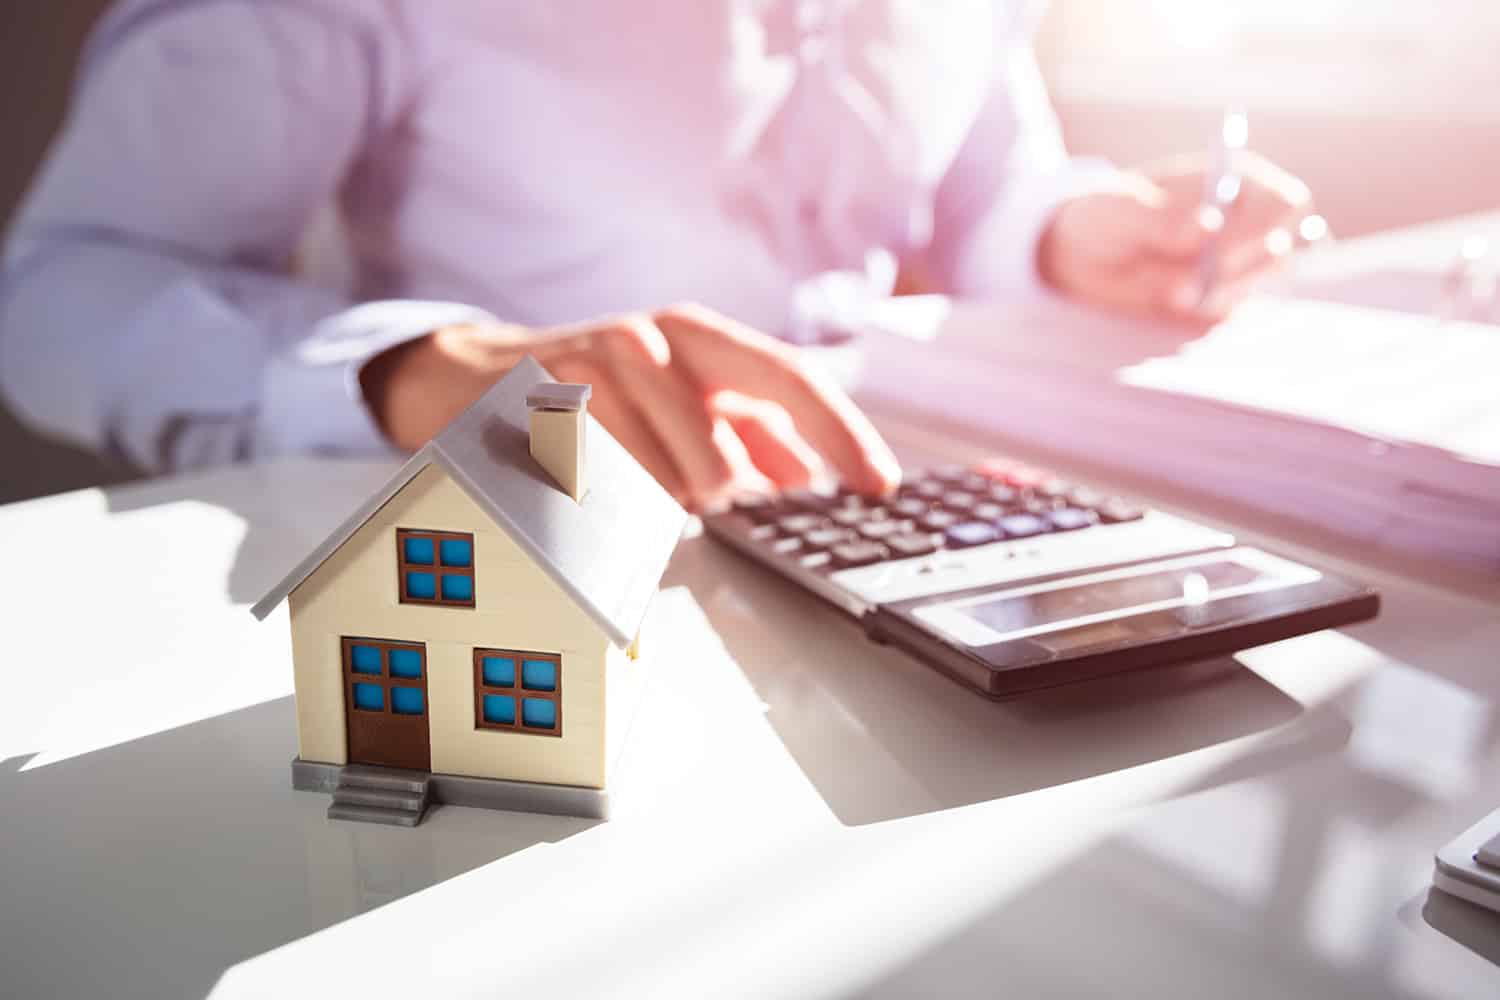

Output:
xmin=286 ymin=463 xmax=613 ymax=788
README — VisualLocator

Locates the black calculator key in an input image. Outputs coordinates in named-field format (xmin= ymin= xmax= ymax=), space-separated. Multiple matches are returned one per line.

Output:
xmin=1048 ymin=507 xmax=1099 ymax=532
xmin=946 ymin=521 xmax=1000 ymax=548
xmin=799 ymin=550 xmax=833 ymax=570
xmin=886 ymin=532 xmax=940 ymax=558
xmin=830 ymin=507 xmax=879 ymax=527
xmin=891 ymin=497 xmax=931 ymax=518
xmin=987 ymin=484 xmax=1019 ymax=505
xmin=912 ymin=480 xmax=947 ymax=499
xmin=1098 ymin=499 xmax=1145 ymax=523
xmin=777 ymin=513 xmax=825 ymax=535
xmin=998 ymin=513 xmax=1050 ymax=538
xmin=1067 ymin=486 xmax=1106 ymax=510
xmin=918 ymin=509 xmax=960 ymax=532
xmin=1038 ymin=478 xmax=1073 ymax=500
xmin=804 ymin=527 xmax=856 ymax=550
xmin=830 ymin=541 xmax=889 ymax=568
xmin=857 ymin=519 xmax=910 ymax=540
xmin=770 ymin=536 xmax=805 ymax=556
xmin=941 ymin=491 xmax=978 ymax=512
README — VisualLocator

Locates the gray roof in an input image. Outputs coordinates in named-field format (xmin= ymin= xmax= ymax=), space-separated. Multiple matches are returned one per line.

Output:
xmin=251 ymin=356 xmax=688 ymax=648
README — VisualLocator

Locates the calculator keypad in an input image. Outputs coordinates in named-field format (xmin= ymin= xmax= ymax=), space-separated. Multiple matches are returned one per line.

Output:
xmin=726 ymin=458 xmax=1147 ymax=573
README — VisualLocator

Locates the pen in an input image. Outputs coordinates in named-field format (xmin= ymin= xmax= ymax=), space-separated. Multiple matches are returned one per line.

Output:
xmin=1196 ymin=107 xmax=1248 ymax=308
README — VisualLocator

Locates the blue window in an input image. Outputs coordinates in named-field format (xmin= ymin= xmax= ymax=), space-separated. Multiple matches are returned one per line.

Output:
xmin=353 ymin=682 xmax=383 ymax=712
xmin=521 ymin=659 xmax=557 ymax=691
xmin=344 ymin=639 xmax=426 ymax=719
xmin=402 ymin=535 xmax=435 ymax=565
xmin=350 ymin=645 xmax=381 ymax=675
xmin=441 ymin=574 xmax=473 ymax=602
xmin=440 ymin=538 xmax=472 ymax=567
xmin=475 ymin=649 xmax=559 ymax=734
xmin=483 ymin=695 xmax=516 ymax=725
xmin=522 ymin=698 xmax=556 ymax=729
xmin=391 ymin=687 xmax=425 ymax=715
xmin=398 ymin=529 xmax=476 ymax=606
xmin=482 ymin=656 xmax=516 ymax=687
xmin=388 ymin=647 xmax=422 ymax=679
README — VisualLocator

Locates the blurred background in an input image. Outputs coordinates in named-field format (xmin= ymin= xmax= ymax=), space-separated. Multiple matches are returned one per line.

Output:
xmin=2 ymin=0 xmax=1497 ymax=503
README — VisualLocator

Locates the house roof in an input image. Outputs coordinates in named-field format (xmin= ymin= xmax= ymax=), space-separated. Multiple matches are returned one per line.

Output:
xmin=250 ymin=356 xmax=688 ymax=648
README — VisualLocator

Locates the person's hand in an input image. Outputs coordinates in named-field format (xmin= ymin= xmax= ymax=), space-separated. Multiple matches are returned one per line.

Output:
xmin=360 ymin=303 xmax=901 ymax=510
xmin=1038 ymin=152 xmax=1315 ymax=323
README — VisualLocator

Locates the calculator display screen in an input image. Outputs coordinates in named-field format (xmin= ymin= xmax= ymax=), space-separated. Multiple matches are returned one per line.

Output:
xmin=957 ymin=560 xmax=1263 ymax=637
xmin=910 ymin=549 xmax=1323 ymax=650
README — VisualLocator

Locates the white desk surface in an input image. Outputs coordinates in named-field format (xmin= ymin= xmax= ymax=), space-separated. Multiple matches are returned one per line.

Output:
xmin=4 ymin=220 xmax=1500 ymax=999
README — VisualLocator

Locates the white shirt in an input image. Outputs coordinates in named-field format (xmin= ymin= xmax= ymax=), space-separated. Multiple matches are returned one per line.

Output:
xmin=0 ymin=0 xmax=1111 ymax=471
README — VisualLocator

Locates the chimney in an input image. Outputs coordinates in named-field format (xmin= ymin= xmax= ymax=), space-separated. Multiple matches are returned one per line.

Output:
xmin=526 ymin=383 xmax=592 ymax=502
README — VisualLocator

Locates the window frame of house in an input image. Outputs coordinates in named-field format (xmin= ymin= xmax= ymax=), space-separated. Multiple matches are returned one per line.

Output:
xmin=396 ymin=528 xmax=476 ymax=608
xmin=341 ymin=636 xmax=429 ymax=718
xmin=472 ymin=648 xmax=562 ymax=737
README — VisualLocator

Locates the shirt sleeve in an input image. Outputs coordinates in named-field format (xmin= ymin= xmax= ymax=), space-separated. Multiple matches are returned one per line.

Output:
xmin=0 ymin=0 xmax=493 ymax=472
xmin=925 ymin=6 xmax=1124 ymax=302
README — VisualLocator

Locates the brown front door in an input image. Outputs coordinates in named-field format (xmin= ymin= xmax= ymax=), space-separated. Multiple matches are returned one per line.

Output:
xmin=341 ymin=636 xmax=431 ymax=771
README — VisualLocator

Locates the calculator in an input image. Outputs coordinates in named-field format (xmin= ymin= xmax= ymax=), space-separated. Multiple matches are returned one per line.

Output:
xmin=703 ymin=457 xmax=1380 ymax=699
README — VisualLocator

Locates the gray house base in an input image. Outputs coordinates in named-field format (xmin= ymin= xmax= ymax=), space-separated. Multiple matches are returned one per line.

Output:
xmin=292 ymin=757 xmax=610 ymax=826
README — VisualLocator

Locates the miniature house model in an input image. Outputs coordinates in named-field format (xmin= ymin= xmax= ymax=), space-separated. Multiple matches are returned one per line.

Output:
xmin=251 ymin=357 xmax=686 ymax=826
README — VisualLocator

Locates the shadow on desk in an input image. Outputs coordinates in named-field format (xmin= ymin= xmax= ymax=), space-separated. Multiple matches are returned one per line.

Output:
xmin=0 ymin=697 xmax=595 ymax=1000
xmin=667 ymin=536 xmax=1339 ymax=828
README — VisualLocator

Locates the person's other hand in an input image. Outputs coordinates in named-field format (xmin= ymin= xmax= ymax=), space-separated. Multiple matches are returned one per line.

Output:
xmin=1038 ymin=152 xmax=1315 ymax=323
xmin=361 ymin=303 xmax=901 ymax=510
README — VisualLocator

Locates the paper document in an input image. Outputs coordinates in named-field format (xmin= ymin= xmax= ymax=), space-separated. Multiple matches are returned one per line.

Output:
xmin=1118 ymin=297 xmax=1500 ymax=466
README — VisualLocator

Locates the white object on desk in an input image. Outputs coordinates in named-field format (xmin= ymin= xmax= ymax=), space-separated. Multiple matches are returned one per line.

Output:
xmin=1435 ymin=809 xmax=1500 ymax=914
xmin=858 ymin=292 xmax=1500 ymax=570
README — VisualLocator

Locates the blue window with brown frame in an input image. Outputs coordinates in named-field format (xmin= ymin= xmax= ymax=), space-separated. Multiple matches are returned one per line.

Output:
xmin=473 ymin=648 xmax=561 ymax=736
xmin=397 ymin=528 xmax=475 ymax=607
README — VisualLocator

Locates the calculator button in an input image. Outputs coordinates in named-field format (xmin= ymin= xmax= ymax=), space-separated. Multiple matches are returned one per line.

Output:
xmin=830 ymin=541 xmax=889 ymax=568
xmin=830 ymin=507 xmax=879 ymax=527
xmin=776 ymin=513 xmax=826 ymax=535
xmin=998 ymin=513 xmax=1050 ymax=538
xmin=973 ymin=501 xmax=1006 ymax=521
xmin=799 ymin=551 xmax=833 ymax=570
xmin=941 ymin=491 xmax=978 ymax=512
xmin=857 ymin=519 xmax=910 ymax=540
xmin=918 ymin=509 xmax=961 ymax=532
xmin=931 ymin=464 xmax=969 ymax=483
xmin=770 ymin=536 xmax=805 ymax=556
xmin=805 ymin=527 xmax=857 ymax=550
xmin=986 ymin=484 xmax=1019 ymax=505
xmin=912 ymin=480 xmax=947 ymax=499
xmin=945 ymin=522 xmax=1000 ymax=548
xmin=1038 ymin=479 xmax=1073 ymax=500
xmin=1066 ymin=487 xmax=1106 ymax=510
xmin=748 ymin=523 xmax=778 ymax=542
xmin=1098 ymin=500 xmax=1145 ymax=523
xmin=886 ymin=533 xmax=940 ymax=558
xmin=1048 ymin=507 xmax=1099 ymax=531
xmin=891 ymin=497 xmax=931 ymax=518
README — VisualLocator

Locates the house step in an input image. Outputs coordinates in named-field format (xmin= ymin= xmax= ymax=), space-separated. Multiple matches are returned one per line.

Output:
xmin=327 ymin=801 xmax=425 ymax=827
xmin=326 ymin=765 xmax=433 ymax=826
xmin=332 ymin=784 xmax=427 ymax=812
xmin=338 ymin=765 xmax=430 ymax=795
